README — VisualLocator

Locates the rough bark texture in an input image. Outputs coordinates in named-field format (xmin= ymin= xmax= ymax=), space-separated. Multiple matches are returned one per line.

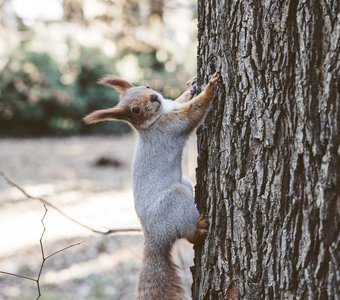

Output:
xmin=192 ymin=1 xmax=339 ymax=299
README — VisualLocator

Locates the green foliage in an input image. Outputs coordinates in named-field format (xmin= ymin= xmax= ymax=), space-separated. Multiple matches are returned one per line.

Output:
xmin=68 ymin=48 xmax=130 ymax=135
xmin=0 ymin=46 xmax=128 ymax=136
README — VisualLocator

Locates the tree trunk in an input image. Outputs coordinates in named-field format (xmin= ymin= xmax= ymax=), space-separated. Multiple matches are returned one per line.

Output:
xmin=192 ymin=1 xmax=339 ymax=299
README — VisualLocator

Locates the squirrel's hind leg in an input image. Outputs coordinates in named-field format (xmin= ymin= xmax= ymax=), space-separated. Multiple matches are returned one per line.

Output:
xmin=186 ymin=214 xmax=208 ymax=245
xmin=179 ymin=178 xmax=208 ymax=245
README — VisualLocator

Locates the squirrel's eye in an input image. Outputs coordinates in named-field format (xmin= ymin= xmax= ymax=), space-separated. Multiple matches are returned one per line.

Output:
xmin=149 ymin=94 xmax=159 ymax=103
xmin=145 ymin=86 xmax=150 ymax=89
xmin=132 ymin=107 xmax=140 ymax=114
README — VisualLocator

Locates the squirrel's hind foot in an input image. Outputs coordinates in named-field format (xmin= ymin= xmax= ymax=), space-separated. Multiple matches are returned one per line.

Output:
xmin=186 ymin=214 xmax=208 ymax=245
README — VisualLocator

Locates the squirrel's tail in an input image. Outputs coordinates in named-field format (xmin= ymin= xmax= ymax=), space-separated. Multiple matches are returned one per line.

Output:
xmin=137 ymin=244 xmax=183 ymax=300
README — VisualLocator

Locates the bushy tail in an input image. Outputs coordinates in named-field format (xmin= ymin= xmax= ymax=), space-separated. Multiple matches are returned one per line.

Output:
xmin=137 ymin=245 xmax=183 ymax=300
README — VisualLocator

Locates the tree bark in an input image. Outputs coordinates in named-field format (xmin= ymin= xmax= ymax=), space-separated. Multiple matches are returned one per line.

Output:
xmin=192 ymin=1 xmax=339 ymax=299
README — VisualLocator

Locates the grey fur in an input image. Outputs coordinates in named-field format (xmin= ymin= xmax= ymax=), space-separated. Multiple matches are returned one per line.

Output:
xmin=133 ymin=119 xmax=199 ymax=249
xmin=132 ymin=74 xmax=218 ymax=299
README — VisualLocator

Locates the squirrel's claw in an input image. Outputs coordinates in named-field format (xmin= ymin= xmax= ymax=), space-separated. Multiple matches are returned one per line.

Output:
xmin=186 ymin=214 xmax=208 ymax=245
xmin=187 ymin=77 xmax=201 ymax=98
xmin=198 ymin=214 xmax=208 ymax=229
xmin=203 ymin=72 xmax=219 ymax=96
xmin=209 ymin=72 xmax=219 ymax=85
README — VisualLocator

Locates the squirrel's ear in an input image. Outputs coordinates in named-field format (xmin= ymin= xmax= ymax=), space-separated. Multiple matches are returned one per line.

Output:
xmin=83 ymin=106 xmax=129 ymax=124
xmin=98 ymin=76 xmax=134 ymax=94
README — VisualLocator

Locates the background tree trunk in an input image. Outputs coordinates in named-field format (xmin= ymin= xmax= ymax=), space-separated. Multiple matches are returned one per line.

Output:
xmin=192 ymin=1 xmax=339 ymax=299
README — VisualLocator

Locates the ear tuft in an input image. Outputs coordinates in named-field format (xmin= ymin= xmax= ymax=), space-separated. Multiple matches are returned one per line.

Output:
xmin=83 ymin=107 xmax=128 ymax=124
xmin=83 ymin=110 xmax=107 ymax=124
xmin=98 ymin=76 xmax=134 ymax=94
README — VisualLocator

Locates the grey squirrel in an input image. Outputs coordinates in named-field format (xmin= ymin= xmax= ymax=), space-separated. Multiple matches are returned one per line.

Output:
xmin=83 ymin=73 xmax=219 ymax=300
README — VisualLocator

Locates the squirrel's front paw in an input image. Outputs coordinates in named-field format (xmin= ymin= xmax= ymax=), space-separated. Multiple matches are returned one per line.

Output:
xmin=207 ymin=72 xmax=219 ymax=88
xmin=203 ymin=72 xmax=219 ymax=97
xmin=187 ymin=214 xmax=208 ymax=245
xmin=187 ymin=77 xmax=201 ymax=98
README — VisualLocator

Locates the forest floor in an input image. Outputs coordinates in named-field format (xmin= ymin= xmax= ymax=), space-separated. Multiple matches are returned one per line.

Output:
xmin=0 ymin=135 xmax=197 ymax=300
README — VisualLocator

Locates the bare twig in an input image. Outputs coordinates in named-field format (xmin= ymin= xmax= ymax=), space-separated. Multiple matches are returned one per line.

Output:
xmin=0 ymin=171 xmax=141 ymax=234
xmin=0 ymin=270 xmax=36 ymax=282
xmin=0 ymin=205 xmax=83 ymax=300
xmin=0 ymin=171 xmax=143 ymax=299
xmin=45 ymin=241 xmax=84 ymax=260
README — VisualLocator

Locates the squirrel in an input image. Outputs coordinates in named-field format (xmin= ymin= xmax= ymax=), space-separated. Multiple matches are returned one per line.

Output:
xmin=83 ymin=72 xmax=219 ymax=300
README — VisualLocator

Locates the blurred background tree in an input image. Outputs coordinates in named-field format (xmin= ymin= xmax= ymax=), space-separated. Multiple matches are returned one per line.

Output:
xmin=0 ymin=0 xmax=197 ymax=135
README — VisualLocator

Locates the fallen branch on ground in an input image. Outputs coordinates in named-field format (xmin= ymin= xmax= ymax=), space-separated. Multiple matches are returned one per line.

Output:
xmin=0 ymin=171 xmax=141 ymax=234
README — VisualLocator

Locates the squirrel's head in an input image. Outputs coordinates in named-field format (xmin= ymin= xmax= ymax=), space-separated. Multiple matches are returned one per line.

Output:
xmin=83 ymin=76 xmax=164 ymax=129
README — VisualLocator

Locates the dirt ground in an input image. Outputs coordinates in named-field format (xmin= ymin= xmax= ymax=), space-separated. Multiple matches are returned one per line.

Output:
xmin=0 ymin=134 xmax=198 ymax=300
